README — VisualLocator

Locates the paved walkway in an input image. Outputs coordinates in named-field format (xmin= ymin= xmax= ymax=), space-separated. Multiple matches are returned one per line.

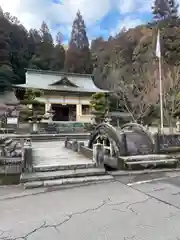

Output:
xmin=32 ymin=141 xmax=91 ymax=167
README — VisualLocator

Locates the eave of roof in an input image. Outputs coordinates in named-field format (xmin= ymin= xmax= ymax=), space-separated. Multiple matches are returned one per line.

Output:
xmin=13 ymin=84 xmax=109 ymax=93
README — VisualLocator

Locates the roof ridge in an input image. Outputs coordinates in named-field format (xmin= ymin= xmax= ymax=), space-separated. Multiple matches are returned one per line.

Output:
xmin=26 ymin=68 xmax=93 ymax=78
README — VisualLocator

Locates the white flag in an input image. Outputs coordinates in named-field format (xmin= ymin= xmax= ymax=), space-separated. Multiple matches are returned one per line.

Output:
xmin=156 ymin=30 xmax=161 ymax=58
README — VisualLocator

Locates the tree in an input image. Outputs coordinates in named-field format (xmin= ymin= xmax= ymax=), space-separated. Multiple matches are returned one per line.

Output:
xmin=65 ymin=10 xmax=92 ymax=73
xmin=0 ymin=12 xmax=13 ymax=92
xmin=90 ymin=92 xmax=107 ymax=124
xmin=163 ymin=66 xmax=180 ymax=127
xmin=168 ymin=0 xmax=179 ymax=18
xmin=109 ymin=67 xmax=159 ymax=124
xmin=8 ymin=22 xmax=29 ymax=84
xmin=28 ymin=29 xmax=41 ymax=60
xmin=29 ymin=22 xmax=54 ymax=70
xmin=69 ymin=10 xmax=89 ymax=49
xmin=56 ymin=31 xmax=63 ymax=45
xmin=152 ymin=0 xmax=179 ymax=21
xmin=50 ymin=32 xmax=65 ymax=71
xmin=19 ymin=88 xmax=46 ymax=122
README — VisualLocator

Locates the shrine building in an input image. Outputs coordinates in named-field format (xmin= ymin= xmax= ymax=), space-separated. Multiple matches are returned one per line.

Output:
xmin=15 ymin=69 xmax=107 ymax=122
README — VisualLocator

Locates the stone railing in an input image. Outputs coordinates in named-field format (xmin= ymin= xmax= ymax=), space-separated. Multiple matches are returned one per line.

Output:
xmin=153 ymin=133 xmax=180 ymax=154
xmin=65 ymin=138 xmax=93 ymax=159
xmin=65 ymin=138 xmax=123 ymax=169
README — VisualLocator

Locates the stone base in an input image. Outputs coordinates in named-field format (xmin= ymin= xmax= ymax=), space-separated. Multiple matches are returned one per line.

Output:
xmin=0 ymin=174 xmax=20 ymax=185
xmin=23 ymin=175 xmax=113 ymax=189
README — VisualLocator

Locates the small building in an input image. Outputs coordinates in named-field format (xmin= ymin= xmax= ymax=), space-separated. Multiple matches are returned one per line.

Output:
xmin=15 ymin=69 xmax=107 ymax=123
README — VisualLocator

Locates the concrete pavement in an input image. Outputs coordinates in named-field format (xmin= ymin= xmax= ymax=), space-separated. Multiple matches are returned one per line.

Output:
xmin=1 ymin=172 xmax=180 ymax=239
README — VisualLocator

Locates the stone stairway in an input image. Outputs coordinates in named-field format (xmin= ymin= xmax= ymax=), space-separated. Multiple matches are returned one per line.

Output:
xmin=20 ymin=141 xmax=113 ymax=189
xmin=120 ymin=154 xmax=179 ymax=170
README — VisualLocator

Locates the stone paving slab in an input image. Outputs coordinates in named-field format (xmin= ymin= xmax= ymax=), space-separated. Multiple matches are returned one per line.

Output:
xmin=32 ymin=141 xmax=92 ymax=167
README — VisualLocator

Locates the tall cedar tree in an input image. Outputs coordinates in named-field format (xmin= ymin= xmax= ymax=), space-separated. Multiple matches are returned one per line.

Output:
xmin=50 ymin=31 xmax=65 ymax=71
xmin=152 ymin=0 xmax=179 ymax=20
xmin=0 ymin=10 xmax=13 ymax=92
xmin=29 ymin=22 xmax=65 ymax=71
xmin=29 ymin=21 xmax=54 ymax=70
xmin=65 ymin=10 xmax=92 ymax=74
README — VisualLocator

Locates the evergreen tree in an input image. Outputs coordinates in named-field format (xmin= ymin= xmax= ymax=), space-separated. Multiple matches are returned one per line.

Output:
xmin=29 ymin=22 xmax=54 ymax=70
xmin=65 ymin=10 xmax=92 ymax=73
xmin=152 ymin=0 xmax=179 ymax=21
xmin=40 ymin=21 xmax=53 ymax=44
xmin=69 ymin=10 xmax=89 ymax=49
xmin=50 ymin=32 xmax=65 ymax=71
xmin=168 ymin=0 xmax=179 ymax=18
xmin=0 ymin=11 xmax=13 ymax=92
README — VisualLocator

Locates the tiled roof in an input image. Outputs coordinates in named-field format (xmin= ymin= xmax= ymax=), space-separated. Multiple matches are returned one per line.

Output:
xmin=15 ymin=83 xmax=108 ymax=93
xmin=15 ymin=69 xmax=109 ymax=93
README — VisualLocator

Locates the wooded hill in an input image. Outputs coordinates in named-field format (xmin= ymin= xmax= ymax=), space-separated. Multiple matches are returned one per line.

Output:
xmin=1 ymin=0 xmax=180 ymax=125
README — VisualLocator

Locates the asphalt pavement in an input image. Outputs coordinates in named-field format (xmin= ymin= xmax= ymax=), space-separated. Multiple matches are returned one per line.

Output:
xmin=1 ymin=171 xmax=180 ymax=239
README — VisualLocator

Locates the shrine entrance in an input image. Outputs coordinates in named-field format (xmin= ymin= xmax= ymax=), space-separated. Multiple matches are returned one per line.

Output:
xmin=52 ymin=104 xmax=76 ymax=121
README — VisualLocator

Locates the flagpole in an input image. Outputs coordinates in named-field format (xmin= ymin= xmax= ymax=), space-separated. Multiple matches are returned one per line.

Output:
xmin=156 ymin=29 xmax=164 ymax=133
xmin=159 ymin=50 xmax=164 ymax=133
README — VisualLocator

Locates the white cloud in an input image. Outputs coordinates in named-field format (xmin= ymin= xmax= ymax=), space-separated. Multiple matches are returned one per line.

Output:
xmin=0 ymin=0 xmax=155 ymax=42
xmin=0 ymin=0 xmax=112 ymax=30
xmin=110 ymin=16 xmax=143 ymax=36
xmin=118 ymin=0 xmax=152 ymax=14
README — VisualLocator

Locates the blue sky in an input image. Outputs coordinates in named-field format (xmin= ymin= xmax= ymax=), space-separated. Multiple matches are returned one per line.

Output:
xmin=0 ymin=0 xmax=177 ymax=44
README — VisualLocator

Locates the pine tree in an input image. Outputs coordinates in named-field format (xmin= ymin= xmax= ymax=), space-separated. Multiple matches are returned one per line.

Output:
xmin=168 ymin=0 xmax=179 ymax=18
xmin=69 ymin=10 xmax=89 ymax=49
xmin=152 ymin=0 xmax=170 ymax=20
xmin=29 ymin=22 xmax=54 ymax=70
xmin=152 ymin=0 xmax=179 ymax=21
xmin=50 ymin=32 xmax=65 ymax=71
xmin=65 ymin=10 xmax=92 ymax=73
xmin=40 ymin=21 xmax=53 ymax=44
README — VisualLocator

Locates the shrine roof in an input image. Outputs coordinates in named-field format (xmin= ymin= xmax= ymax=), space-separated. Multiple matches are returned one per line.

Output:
xmin=15 ymin=69 xmax=108 ymax=93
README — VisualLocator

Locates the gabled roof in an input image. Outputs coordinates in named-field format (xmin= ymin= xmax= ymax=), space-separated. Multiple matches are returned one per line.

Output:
xmin=15 ymin=69 xmax=108 ymax=93
xmin=50 ymin=76 xmax=78 ymax=87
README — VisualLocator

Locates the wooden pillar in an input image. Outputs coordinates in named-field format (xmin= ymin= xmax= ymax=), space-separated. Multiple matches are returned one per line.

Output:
xmin=45 ymin=102 xmax=51 ymax=114
xmin=76 ymin=104 xmax=81 ymax=121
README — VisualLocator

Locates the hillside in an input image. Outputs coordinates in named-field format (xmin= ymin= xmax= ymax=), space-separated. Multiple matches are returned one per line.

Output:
xmin=92 ymin=19 xmax=180 ymax=90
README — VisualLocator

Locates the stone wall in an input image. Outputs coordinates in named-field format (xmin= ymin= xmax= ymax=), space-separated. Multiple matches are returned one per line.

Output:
xmin=153 ymin=133 xmax=180 ymax=153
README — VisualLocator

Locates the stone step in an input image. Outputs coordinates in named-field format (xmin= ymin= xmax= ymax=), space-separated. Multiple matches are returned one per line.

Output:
xmin=125 ymin=159 xmax=178 ymax=169
xmin=33 ymin=162 xmax=96 ymax=172
xmin=23 ymin=175 xmax=114 ymax=189
xmin=21 ymin=168 xmax=105 ymax=183
xmin=120 ymin=154 xmax=180 ymax=162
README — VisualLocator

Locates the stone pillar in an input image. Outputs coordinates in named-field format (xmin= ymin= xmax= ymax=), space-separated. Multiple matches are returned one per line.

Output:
xmin=72 ymin=140 xmax=78 ymax=152
xmin=64 ymin=137 xmax=69 ymax=148
xmin=121 ymin=133 xmax=128 ymax=156
xmin=93 ymin=143 xmax=104 ymax=167
xmin=77 ymin=141 xmax=84 ymax=152
xmin=154 ymin=133 xmax=160 ymax=154
xmin=76 ymin=104 xmax=81 ymax=121
xmin=22 ymin=138 xmax=33 ymax=173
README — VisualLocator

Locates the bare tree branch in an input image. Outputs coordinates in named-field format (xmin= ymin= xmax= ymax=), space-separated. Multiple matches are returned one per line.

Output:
xmin=108 ymin=66 xmax=159 ymax=123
